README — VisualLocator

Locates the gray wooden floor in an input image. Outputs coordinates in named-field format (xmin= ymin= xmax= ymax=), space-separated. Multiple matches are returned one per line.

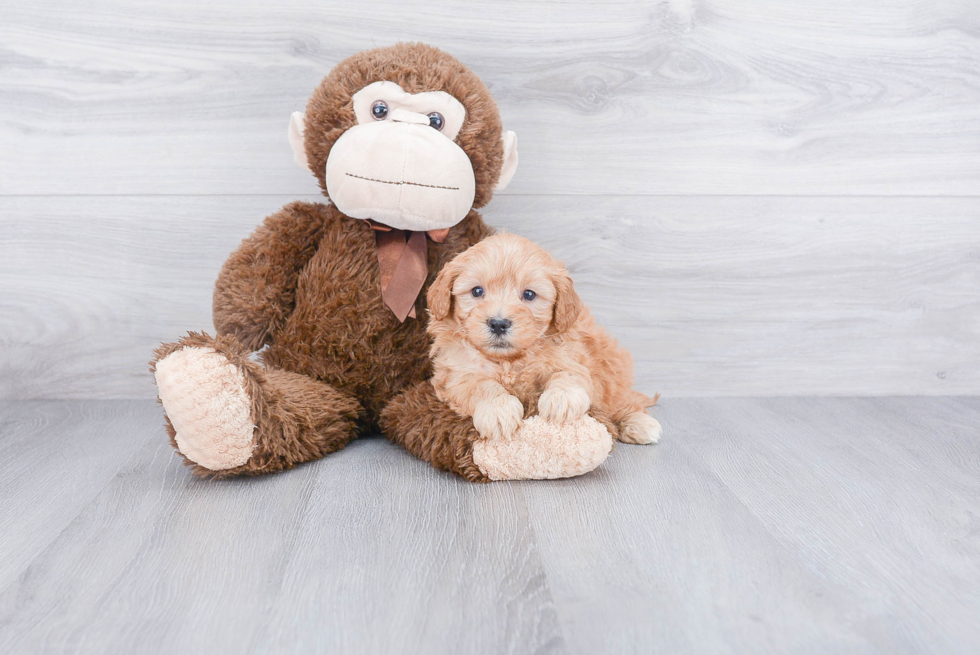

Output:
xmin=1 ymin=397 xmax=978 ymax=654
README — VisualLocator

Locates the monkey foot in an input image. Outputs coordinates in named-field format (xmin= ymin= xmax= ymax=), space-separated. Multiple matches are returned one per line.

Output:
xmin=472 ymin=415 xmax=613 ymax=481
xmin=154 ymin=346 xmax=256 ymax=471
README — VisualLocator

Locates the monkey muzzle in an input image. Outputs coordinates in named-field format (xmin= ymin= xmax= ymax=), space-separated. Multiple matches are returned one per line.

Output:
xmin=325 ymin=113 xmax=477 ymax=232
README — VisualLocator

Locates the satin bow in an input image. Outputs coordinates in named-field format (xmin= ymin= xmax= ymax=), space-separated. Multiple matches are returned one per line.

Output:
xmin=367 ymin=220 xmax=450 ymax=322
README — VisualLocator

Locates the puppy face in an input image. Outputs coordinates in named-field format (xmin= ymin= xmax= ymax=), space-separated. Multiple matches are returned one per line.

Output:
xmin=427 ymin=234 xmax=582 ymax=360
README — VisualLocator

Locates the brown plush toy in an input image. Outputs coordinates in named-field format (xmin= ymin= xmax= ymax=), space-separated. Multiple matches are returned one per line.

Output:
xmin=150 ymin=43 xmax=614 ymax=482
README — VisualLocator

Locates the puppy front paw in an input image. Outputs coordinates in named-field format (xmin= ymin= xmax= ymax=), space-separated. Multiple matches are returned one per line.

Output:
xmin=538 ymin=384 xmax=591 ymax=424
xmin=473 ymin=394 xmax=525 ymax=441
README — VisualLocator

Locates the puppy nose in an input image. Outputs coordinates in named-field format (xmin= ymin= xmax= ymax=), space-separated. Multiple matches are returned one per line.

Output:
xmin=487 ymin=317 xmax=512 ymax=336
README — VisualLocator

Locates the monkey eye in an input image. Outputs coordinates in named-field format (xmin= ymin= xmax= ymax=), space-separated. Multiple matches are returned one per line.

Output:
xmin=371 ymin=101 xmax=389 ymax=120
xmin=471 ymin=286 xmax=484 ymax=298
xmin=522 ymin=289 xmax=536 ymax=301
xmin=428 ymin=112 xmax=445 ymax=131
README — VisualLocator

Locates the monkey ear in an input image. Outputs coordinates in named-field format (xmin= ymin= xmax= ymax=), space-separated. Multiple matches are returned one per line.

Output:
xmin=495 ymin=131 xmax=519 ymax=191
xmin=426 ymin=260 xmax=460 ymax=322
xmin=551 ymin=270 xmax=583 ymax=334
xmin=288 ymin=111 xmax=311 ymax=171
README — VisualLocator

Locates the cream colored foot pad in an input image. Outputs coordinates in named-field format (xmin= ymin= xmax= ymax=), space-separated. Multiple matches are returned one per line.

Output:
xmin=473 ymin=415 xmax=613 ymax=481
xmin=154 ymin=347 xmax=256 ymax=471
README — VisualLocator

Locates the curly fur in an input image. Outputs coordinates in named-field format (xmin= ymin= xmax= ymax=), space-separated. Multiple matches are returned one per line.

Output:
xmin=151 ymin=200 xmax=495 ymax=476
xmin=216 ymin=201 xmax=492 ymax=427
xmin=151 ymin=331 xmax=363 ymax=479
xmin=150 ymin=44 xmax=624 ymax=480
xmin=427 ymin=233 xmax=658 ymax=442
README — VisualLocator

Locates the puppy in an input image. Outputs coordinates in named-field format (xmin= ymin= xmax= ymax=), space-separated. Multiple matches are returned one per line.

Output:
xmin=426 ymin=233 xmax=661 ymax=445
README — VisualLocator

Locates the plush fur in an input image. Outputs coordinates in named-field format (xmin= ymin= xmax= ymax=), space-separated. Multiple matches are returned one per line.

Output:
xmin=211 ymin=200 xmax=492 ymax=427
xmin=378 ymin=379 xmax=490 ymax=482
xmin=302 ymin=43 xmax=505 ymax=209
xmin=472 ymin=415 xmax=614 ymax=481
xmin=150 ymin=43 xmax=623 ymax=480
xmin=427 ymin=233 xmax=661 ymax=446
xmin=151 ymin=330 xmax=364 ymax=478
xmin=152 ymin=199 xmax=493 ymax=478
xmin=154 ymin=345 xmax=255 ymax=470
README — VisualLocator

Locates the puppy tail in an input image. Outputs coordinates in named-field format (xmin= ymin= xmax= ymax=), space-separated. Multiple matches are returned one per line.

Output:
xmin=639 ymin=392 xmax=660 ymax=409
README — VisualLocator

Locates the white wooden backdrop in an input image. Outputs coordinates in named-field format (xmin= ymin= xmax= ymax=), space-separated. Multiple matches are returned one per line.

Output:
xmin=1 ymin=0 xmax=978 ymax=398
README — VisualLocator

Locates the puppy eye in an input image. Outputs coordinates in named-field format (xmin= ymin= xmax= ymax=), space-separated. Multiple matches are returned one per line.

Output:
xmin=522 ymin=289 xmax=537 ymax=301
xmin=371 ymin=101 xmax=389 ymax=120
xmin=428 ymin=112 xmax=444 ymax=130
xmin=471 ymin=286 xmax=484 ymax=298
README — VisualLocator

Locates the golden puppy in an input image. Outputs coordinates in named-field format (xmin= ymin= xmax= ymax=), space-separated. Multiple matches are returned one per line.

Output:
xmin=427 ymin=233 xmax=661 ymax=445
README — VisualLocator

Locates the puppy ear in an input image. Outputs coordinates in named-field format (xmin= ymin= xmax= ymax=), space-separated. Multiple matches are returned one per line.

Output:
xmin=551 ymin=270 xmax=583 ymax=333
xmin=427 ymin=259 xmax=461 ymax=321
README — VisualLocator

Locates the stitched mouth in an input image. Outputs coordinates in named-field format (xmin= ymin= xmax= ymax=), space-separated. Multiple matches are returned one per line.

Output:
xmin=346 ymin=173 xmax=459 ymax=191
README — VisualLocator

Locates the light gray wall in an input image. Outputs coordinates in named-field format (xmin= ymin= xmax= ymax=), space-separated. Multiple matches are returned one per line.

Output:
xmin=1 ymin=0 xmax=978 ymax=399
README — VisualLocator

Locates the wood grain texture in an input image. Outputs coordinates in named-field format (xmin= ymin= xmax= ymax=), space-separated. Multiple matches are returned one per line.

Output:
xmin=523 ymin=395 xmax=980 ymax=654
xmin=0 ymin=401 xmax=161 ymax=591
xmin=1 ymin=397 xmax=978 ymax=653
xmin=1 ymin=0 xmax=978 ymax=196
xmin=1 ymin=195 xmax=977 ymax=398
xmin=0 ymin=401 xmax=564 ymax=654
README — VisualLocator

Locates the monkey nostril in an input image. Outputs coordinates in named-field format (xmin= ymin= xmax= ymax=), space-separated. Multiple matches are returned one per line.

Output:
xmin=487 ymin=317 xmax=512 ymax=336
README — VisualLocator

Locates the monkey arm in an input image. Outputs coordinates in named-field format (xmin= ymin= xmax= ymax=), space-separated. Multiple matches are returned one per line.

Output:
xmin=212 ymin=201 xmax=328 ymax=352
xmin=382 ymin=380 xmax=614 ymax=483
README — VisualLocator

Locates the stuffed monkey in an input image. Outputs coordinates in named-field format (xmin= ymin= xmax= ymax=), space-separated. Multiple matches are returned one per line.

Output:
xmin=150 ymin=43 xmax=614 ymax=482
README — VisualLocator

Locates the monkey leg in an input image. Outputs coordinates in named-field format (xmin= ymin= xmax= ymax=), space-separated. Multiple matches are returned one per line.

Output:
xmin=150 ymin=332 xmax=362 ymax=479
xmin=381 ymin=381 xmax=614 ymax=482
xmin=379 ymin=379 xmax=489 ymax=482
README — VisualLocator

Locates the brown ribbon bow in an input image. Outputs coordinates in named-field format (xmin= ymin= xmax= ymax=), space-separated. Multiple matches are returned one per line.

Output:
xmin=368 ymin=220 xmax=450 ymax=322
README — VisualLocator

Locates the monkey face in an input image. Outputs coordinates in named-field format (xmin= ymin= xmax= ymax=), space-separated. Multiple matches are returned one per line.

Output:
xmin=324 ymin=82 xmax=476 ymax=231
xmin=290 ymin=44 xmax=519 ymax=232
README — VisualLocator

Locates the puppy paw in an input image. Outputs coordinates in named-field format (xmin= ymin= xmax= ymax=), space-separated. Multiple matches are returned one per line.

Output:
xmin=538 ymin=384 xmax=591 ymax=424
xmin=473 ymin=394 xmax=525 ymax=441
xmin=618 ymin=411 xmax=662 ymax=445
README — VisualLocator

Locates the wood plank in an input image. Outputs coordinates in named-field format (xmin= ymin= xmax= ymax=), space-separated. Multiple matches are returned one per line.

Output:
xmin=523 ymin=417 xmax=871 ymax=653
xmin=248 ymin=438 xmax=563 ymax=653
xmin=672 ymin=396 xmax=980 ymax=653
xmin=2 ymin=0 xmax=978 ymax=196
xmin=0 ymin=401 xmax=162 ymax=591
xmin=1 ymin=195 xmax=977 ymax=398
xmin=512 ymin=195 xmax=980 ymax=398
xmin=524 ymin=396 xmax=980 ymax=654
xmin=0 ymin=401 xmax=562 ymax=654
xmin=2 ymin=397 xmax=977 ymax=653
